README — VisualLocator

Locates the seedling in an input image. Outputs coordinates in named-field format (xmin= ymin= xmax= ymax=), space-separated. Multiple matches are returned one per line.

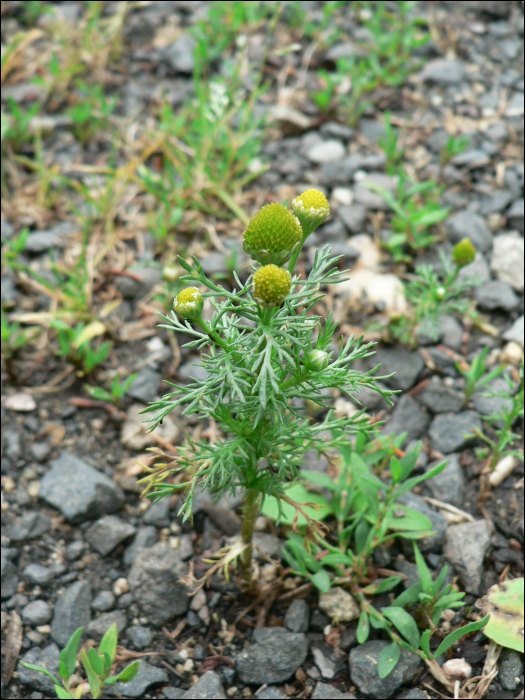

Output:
xmin=439 ymin=135 xmax=470 ymax=169
xmin=19 ymin=624 xmax=140 ymax=699
xmin=51 ymin=320 xmax=110 ymax=375
xmin=382 ymin=238 xmax=480 ymax=346
xmin=68 ymin=80 xmax=118 ymax=144
xmin=364 ymin=170 xmax=449 ymax=261
xmin=139 ymin=190 xmax=396 ymax=590
xmin=84 ymin=372 xmax=138 ymax=409
xmin=477 ymin=578 xmax=524 ymax=653
xmin=378 ymin=112 xmax=405 ymax=174
xmin=456 ymin=346 xmax=506 ymax=404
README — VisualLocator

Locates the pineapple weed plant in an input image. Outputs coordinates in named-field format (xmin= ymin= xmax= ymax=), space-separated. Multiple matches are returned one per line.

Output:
xmin=136 ymin=190 xmax=489 ymax=682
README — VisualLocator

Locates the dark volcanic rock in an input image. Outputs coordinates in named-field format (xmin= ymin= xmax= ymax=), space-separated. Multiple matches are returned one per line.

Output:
xmin=349 ymin=640 xmax=420 ymax=698
xmin=236 ymin=627 xmax=308 ymax=684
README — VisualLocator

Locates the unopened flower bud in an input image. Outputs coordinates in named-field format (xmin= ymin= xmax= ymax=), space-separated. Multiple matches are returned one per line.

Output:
xmin=451 ymin=238 xmax=476 ymax=269
xmin=291 ymin=188 xmax=330 ymax=236
xmin=243 ymin=203 xmax=302 ymax=266
xmin=436 ymin=286 xmax=446 ymax=299
xmin=252 ymin=265 xmax=292 ymax=307
xmin=173 ymin=287 xmax=203 ymax=320
xmin=305 ymin=349 xmax=329 ymax=371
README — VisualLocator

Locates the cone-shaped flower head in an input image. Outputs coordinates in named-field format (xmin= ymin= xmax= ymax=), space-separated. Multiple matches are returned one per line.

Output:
xmin=252 ymin=265 xmax=292 ymax=307
xmin=452 ymin=238 xmax=476 ymax=269
xmin=305 ymin=349 xmax=329 ymax=371
xmin=243 ymin=203 xmax=302 ymax=266
xmin=173 ymin=287 xmax=203 ymax=321
xmin=291 ymin=188 xmax=330 ymax=236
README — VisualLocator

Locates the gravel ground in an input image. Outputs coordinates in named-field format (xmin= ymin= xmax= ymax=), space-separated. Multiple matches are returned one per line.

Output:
xmin=1 ymin=1 xmax=524 ymax=699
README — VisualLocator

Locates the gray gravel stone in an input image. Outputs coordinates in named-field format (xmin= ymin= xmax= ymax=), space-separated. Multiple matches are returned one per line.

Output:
xmin=1 ymin=548 xmax=18 ymax=599
xmin=350 ymin=640 xmax=421 ymax=698
xmin=164 ymin=34 xmax=195 ymax=74
xmin=23 ymin=563 xmax=55 ymax=586
xmin=402 ymin=690 xmax=430 ymax=699
xmin=18 ymin=644 xmax=60 ymax=694
xmin=181 ymin=671 xmax=226 ymax=699
xmin=394 ymin=555 xmax=420 ymax=589
xmin=126 ymin=366 xmax=162 ymax=404
xmin=372 ymin=347 xmax=424 ymax=391
xmin=123 ymin=526 xmax=159 ymax=566
xmin=126 ymin=625 xmax=153 ymax=650
xmin=446 ymin=211 xmax=492 ymax=254
xmin=312 ymin=683 xmax=356 ymax=699
xmin=115 ymin=266 xmax=162 ymax=299
xmin=397 ymin=492 xmax=447 ymax=552
xmin=354 ymin=173 xmax=398 ymax=210
xmin=256 ymin=687 xmax=286 ymax=699
xmin=178 ymin=360 xmax=208 ymax=382
xmin=320 ymin=122 xmax=355 ymax=142
xmin=128 ymin=542 xmax=189 ymax=625
xmin=420 ymin=59 xmax=466 ymax=84
xmin=503 ymin=315 xmax=524 ymax=348
xmin=22 ymin=599 xmax=52 ymax=626
xmin=490 ymin=232 xmax=524 ymax=292
xmin=312 ymin=641 xmax=346 ymax=679
xmin=86 ymin=515 xmax=136 ymax=556
xmin=382 ymin=395 xmax=430 ymax=446
xmin=479 ymin=190 xmax=514 ymax=215
xmin=499 ymin=649 xmax=523 ymax=690
xmin=1 ymin=218 xmax=14 ymax=240
xmin=425 ymin=454 xmax=465 ymax=507
xmin=236 ymin=627 xmax=308 ymax=684
xmin=51 ymin=580 xmax=91 ymax=646
xmin=284 ymin=598 xmax=309 ymax=633
xmin=452 ymin=149 xmax=490 ymax=169
xmin=65 ymin=540 xmax=85 ymax=561
xmin=25 ymin=230 xmax=62 ymax=254
xmin=339 ymin=204 xmax=368 ymax=233
xmin=8 ymin=511 xmax=51 ymax=542
xmin=318 ymin=219 xmax=347 ymax=242
xmin=440 ymin=314 xmax=464 ymax=352
xmin=418 ymin=380 xmax=464 ymax=414
xmin=429 ymin=411 xmax=482 ymax=454
xmin=115 ymin=660 xmax=168 ymax=698
xmin=318 ymin=155 xmax=360 ymax=188
xmin=507 ymin=198 xmax=524 ymax=233
xmin=307 ymin=139 xmax=346 ymax=164
xmin=87 ymin=610 xmax=127 ymax=641
xmin=444 ymin=519 xmax=491 ymax=594
xmin=458 ymin=252 xmax=491 ymax=286
xmin=91 ymin=590 xmax=115 ymax=612
xmin=143 ymin=498 xmax=171 ymax=527
xmin=475 ymin=280 xmax=519 ymax=311
xmin=40 ymin=453 xmax=125 ymax=523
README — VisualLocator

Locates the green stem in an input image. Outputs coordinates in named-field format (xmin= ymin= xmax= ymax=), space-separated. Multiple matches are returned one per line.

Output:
xmin=240 ymin=489 xmax=261 ymax=584
xmin=195 ymin=318 xmax=228 ymax=351
xmin=288 ymin=230 xmax=311 ymax=275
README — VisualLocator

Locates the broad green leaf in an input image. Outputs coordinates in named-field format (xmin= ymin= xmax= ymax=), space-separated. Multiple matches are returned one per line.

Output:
xmin=362 ymin=576 xmax=403 ymax=595
xmin=420 ymin=629 xmax=431 ymax=658
xmin=60 ymin=627 xmax=83 ymax=680
xmin=394 ymin=529 xmax=436 ymax=540
xmin=310 ymin=569 xmax=331 ymax=593
xmin=18 ymin=662 xmax=60 ymax=685
xmin=319 ymin=552 xmax=353 ymax=567
xmin=430 ymin=566 xmax=448 ymax=597
xmin=393 ymin=583 xmax=422 ymax=609
xmin=81 ymin=649 xmax=100 ymax=699
xmin=398 ymin=443 xmax=421 ymax=481
xmin=355 ymin=519 xmax=370 ymax=554
xmin=59 ymin=661 xmax=68 ymax=682
xmin=301 ymin=470 xmax=337 ymax=491
xmin=357 ymin=611 xmax=370 ymax=644
xmin=393 ymin=460 xmax=447 ymax=500
xmin=99 ymin=623 xmax=118 ymax=669
xmin=378 ymin=642 xmax=400 ymax=678
xmin=369 ymin=613 xmax=388 ymax=629
xmin=479 ymin=579 xmax=524 ymax=652
xmin=384 ymin=505 xmax=432 ymax=532
xmin=88 ymin=647 xmax=104 ymax=676
xmin=116 ymin=660 xmax=141 ymax=683
xmin=261 ymin=484 xmax=332 ymax=526
xmin=104 ymin=676 xmax=118 ymax=685
xmin=55 ymin=685 xmax=73 ymax=699
xmin=434 ymin=616 xmax=490 ymax=659
xmin=413 ymin=542 xmax=432 ymax=594
xmin=390 ymin=457 xmax=402 ymax=484
xmin=381 ymin=606 xmax=420 ymax=648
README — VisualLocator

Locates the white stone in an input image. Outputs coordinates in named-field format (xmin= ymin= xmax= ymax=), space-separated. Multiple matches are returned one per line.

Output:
xmin=338 ymin=269 xmax=407 ymax=314
xmin=503 ymin=316 xmax=524 ymax=348
xmin=319 ymin=587 xmax=359 ymax=622
xmin=344 ymin=234 xmax=380 ymax=270
xmin=500 ymin=341 xmax=524 ymax=365
xmin=491 ymin=232 xmax=524 ymax=292
xmin=4 ymin=392 xmax=36 ymax=412
xmin=307 ymin=139 xmax=346 ymax=164
xmin=332 ymin=187 xmax=353 ymax=206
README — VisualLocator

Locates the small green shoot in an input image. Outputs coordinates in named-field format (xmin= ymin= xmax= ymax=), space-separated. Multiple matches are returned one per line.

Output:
xmin=51 ymin=320 xmax=110 ymax=375
xmin=456 ymin=346 xmax=506 ymax=404
xmin=84 ymin=372 xmax=138 ymax=408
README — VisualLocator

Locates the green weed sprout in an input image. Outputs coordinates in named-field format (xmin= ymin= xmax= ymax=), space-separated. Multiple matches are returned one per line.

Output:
xmin=456 ymin=345 xmax=506 ymax=404
xmin=364 ymin=170 xmax=450 ymax=262
xmin=84 ymin=372 xmax=138 ymax=409
xmin=378 ymin=112 xmax=405 ymax=174
xmin=51 ymin=320 xmax=110 ymax=375
xmin=478 ymin=578 xmax=524 ymax=653
xmin=439 ymin=134 xmax=470 ymax=169
xmin=275 ymin=438 xmax=488 ymax=680
xmin=19 ymin=624 xmax=140 ymax=699
xmin=473 ymin=362 xmax=524 ymax=473
xmin=382 ymin=238 xmax=479 ymax=346
xmin=139 ymin=189 xmax=395 ymax=589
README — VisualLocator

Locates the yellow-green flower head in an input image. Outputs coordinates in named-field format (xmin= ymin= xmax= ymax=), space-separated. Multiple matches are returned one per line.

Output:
xmin=291 ymin=188 xmax=330 ymax=235
xmin=243 ymin=203 xmax=302 ymax=266
xmin=305 ymin=349 xmax=329 ymax=371
xmin=252 ymin=265 xmax=292 ymax=307
xmin=452 ymin=238 xmax=476 ymax=269
xmin=173 ymin=287 xmax=203 ymax=321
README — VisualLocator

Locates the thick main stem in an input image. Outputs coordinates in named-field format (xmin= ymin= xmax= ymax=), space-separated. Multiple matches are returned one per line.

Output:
xmin=240 ymin=488 xmax=260 ymax=585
